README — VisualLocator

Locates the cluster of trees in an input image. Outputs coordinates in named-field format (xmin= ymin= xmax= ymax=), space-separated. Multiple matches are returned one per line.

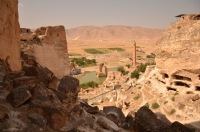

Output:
xmin=117 ymin=66 xmax=129 ymax=75
xmin=80 ymin=81 xmax=98 ymax=89
xmin=131 ymin=62 xmax=156 ymax=79
xmin=146 ymin=53 xmax=156 ymax=58
xmin=71 ymin=57 xmax=96 ymax=67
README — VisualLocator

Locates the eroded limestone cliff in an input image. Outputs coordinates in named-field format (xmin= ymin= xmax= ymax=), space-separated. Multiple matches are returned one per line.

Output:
xmin=155 ymin=14 xmax=200 ymax=92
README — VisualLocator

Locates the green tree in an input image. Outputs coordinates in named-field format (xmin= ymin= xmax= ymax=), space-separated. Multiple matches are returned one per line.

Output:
xmin=131 ymin=71 xmax=140 ymax=79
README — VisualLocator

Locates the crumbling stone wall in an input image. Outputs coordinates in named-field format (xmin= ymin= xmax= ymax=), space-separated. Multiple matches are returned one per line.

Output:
xmin=20 ymin=25 xmax=70 ymax=78
xmin=20 ymin=28 xmax=32 ymax=34
xmin=0 ymin=0 xmax=21 ymax=71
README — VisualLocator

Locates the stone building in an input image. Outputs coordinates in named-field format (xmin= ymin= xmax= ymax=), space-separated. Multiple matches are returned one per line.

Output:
xmin=155 ymin=12 xmax=200 ymax=93
xmin=0 ymin=0 xmax=21 ymax=71
xmin=96 ymin=63 xmax=107 ymax=77
xmin=20 ymin=25 xmax=70 ymax=78
xmin=20 ymin=28 xmax=32 ymax=34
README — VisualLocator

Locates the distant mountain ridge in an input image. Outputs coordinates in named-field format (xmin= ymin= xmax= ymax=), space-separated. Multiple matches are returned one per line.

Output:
xmin=66 ymin=25 xmax=164 ymax=40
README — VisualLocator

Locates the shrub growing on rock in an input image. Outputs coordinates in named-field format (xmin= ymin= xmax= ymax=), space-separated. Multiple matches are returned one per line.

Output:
xmin=134 ymin=95 xmax=140 ymax=100
xmin=131 ymin=70 xmax=140 ymax=79
xmin=80 ymin=81 xmax=98 ymax=89
xmin=152 ymin=102 xmax=159 ymax=109
xmin=117 ymin=66 xmax=128 ymax=75
xmin=144 ymin=102 xmax=149 ymax=108
xmin=169 ymin=109 xmax=176 ymax=115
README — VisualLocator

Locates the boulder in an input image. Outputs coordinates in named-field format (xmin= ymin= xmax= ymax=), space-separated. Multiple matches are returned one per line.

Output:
xmin=86 ymin=106 xmax=99 ymax=114
xmin=36 ymin=67 xmax=53 ymax=86
xmin=84 ymin=113 xmax=95 ymax=128
xmin=155 ymin=112 xmax=171 ymax=126
xmin=0 ymin=81 xmax=11 ymax=90
xmin=28 ymin=113 xmax=47 ymax=129
xmin=30 ymin=83 xmax=76 ymax=131
xmin=13 ymin=76 xmax=37 ymax=88
xmin=97 ymin=116 xmax=119 ymax=132
xmin=103 ymin=106 xmax=125 ymax=125
xmin=191 ymin=94 xmax=200 ymax=101
xmin=0 ymin=72 xmax=5 ymax=83
xmin=22 ymin=65 xmax=37 ymax=76
xmin=170 ymin=121 xmax=192 ymax=132
xmin=0 ymin=106 xmax=9 ymax=121
xmin=4 ymin=71 xmax=25 ymax=81
xmin=122 ymin=114 xmax=134 ymax=131
xmin=133 ymin=106 xmax=170 ymax=132
xmin=22 ymin=124 xmax=41 ymax=132
xmin=6 ymin=87 xmax=32 ymax=107
xmin=57 ymin=76 xmax=79 ymax=95
xmin=49 ymin=76 xmax=59 ymax=89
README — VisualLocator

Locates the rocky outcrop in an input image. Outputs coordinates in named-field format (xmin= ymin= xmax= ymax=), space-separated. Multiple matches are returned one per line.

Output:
xmin=155 ymin=13 xmax=200 ymax=93
xmin=0 ymin=56 xmax=194 ymax=131
xmin=0 ymin=0 xmax=21 ymax=71
xmin=133 ymin=106 xmax=192 ymax=132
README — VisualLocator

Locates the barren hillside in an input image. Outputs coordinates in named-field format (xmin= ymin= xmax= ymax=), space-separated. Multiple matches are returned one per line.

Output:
xmin=66 ymin=25 xmax=164 ymax=40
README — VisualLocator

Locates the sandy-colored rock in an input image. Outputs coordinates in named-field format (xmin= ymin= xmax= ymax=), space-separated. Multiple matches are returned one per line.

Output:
xmin=155 ymin=13 xmax=200 ymax=93
xmin=0 ymin=0 xmax=21 ymax=71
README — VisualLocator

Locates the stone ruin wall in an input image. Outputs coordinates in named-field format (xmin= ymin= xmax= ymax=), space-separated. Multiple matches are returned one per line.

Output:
xmin=155 ymin=14 xmax=200 ymax=93
xmin=20 ymin=28 xmax=32 ymax=34
xmin=0 ymin=0 xmax=21 ymax=71
xmin=20 ymin=25 xmax=70 ymax=78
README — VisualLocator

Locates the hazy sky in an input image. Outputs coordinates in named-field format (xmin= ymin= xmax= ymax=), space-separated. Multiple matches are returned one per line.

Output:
xmin=18 ymin=0 xmax=200 ymax=29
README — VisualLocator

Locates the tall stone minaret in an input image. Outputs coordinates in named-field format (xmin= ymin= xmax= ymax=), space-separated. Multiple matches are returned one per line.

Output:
xmin=133 ymin=41 xmax=137 ymax=70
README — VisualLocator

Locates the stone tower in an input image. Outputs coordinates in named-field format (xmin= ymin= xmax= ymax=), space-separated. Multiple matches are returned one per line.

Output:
xmin=133 ymin=41 xmax=137 ymax=70
xmin=0 ymin=0 xmax=21 ymax=71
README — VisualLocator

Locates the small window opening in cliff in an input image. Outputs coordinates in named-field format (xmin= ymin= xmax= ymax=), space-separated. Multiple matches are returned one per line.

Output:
xmin=167 ymin=87 xmax=176 ymax=91
xmin=57 ymin=34 xmax=59 ymax=37
xmin=27 ymin=29 xmax=29 ymax=33
xmin=162 ymin=73 xmax=169 ymax=79
xmin=186 ymin=91 xmax=194 ymax=94
xmin=173 ymin=75 xmax=191 ymax=81
xmin=175 ymin=81 xmax=190 ymax=88
xmin=196 ymin=86 xmax=200 ymax=91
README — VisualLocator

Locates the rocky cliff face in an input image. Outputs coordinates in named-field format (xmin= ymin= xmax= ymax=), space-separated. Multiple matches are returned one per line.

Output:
xmin=0 ymin=0 xmax=21 ymax=71
xmin=155 ymin=18 xmax=200 ymax=92
xmin=156 ymin=20 xmax=200 ymax=70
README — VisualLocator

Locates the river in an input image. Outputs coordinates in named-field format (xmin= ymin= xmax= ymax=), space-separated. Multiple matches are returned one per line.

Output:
xmin=78 ymin=67 xmax=117 ymax=84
